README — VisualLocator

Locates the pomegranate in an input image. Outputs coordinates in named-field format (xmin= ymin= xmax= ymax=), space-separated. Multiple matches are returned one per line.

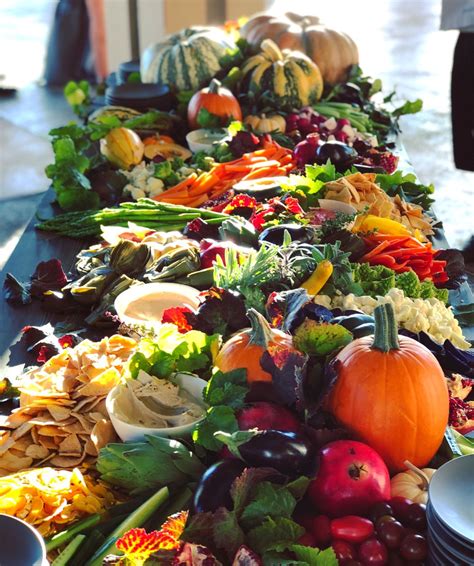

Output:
xmin=308 ymin=440 xmax=390 ymax=518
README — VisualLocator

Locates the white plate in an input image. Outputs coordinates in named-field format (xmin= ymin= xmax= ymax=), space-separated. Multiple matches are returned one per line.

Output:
xmin=106 ymin=373 xmax=207 ymax=442
xmin=428 ymin=455 xmax=474 ymax=544
xmin=114 ymin=282 xmax=201 ymax=329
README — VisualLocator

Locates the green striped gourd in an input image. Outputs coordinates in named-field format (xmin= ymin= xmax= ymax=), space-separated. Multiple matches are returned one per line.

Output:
xmin=241 ymin=39 xmax=324 ymax=109
xmin=141 ymin=27 xmax=236 ymax=91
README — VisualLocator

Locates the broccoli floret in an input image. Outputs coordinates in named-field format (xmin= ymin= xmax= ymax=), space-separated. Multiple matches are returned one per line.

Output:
xmin=434 ymin=287 xmax=449 ymax=304
xmin=352 ymin=262 xmax=395 ymax=297
xmin=418 ymin=280 xmax=449 ymax=304
xmin=395 ymin=270 xmax=421 ymax=298
xmin=419 ymin=280 xmax=436 ymax=299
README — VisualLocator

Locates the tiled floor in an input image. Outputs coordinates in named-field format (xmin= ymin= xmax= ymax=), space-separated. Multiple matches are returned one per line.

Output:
xmin=0 ymin=0 xmax=473 ymax=272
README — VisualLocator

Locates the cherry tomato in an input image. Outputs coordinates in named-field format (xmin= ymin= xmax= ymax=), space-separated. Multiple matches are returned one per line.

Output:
xmin=377 ymin=520 xmax=404 ymax=549
xmin=331 ymin=516 xmax=375 ymax=544
xmin=389 ymin=497 xmax=413 ymax=523
xmin=369 ymin=502 xmax=394 ymax=523
xmin=345 ymin=562 xmax=364 ymax=566
xmin=358 ymin=538 xmax=388 ymax=565
xmin=311 ymin=515 xmax=332 ymax=548
xmin=404 ymin=503 xmax=427 ymax=531
xmin=332 ymin=540 xmax=357 ymax=562
xmin=399 ymin=534 xmax=428 ymax=561
xmin=298 ymin=532 xmax=316 ymax=547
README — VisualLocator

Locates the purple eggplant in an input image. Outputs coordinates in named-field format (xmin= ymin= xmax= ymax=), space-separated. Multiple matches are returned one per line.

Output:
xmin=215 ymin=430 xmax=315 ymax=477
xmin=193 ymin=459 xmax=246 ymax=513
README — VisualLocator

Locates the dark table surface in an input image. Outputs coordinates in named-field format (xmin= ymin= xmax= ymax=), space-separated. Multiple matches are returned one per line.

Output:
xmin=0 ymin=188 xmax=88 ymax=379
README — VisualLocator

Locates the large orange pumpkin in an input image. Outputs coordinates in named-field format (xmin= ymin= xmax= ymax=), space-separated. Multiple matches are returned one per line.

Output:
xmin=187 ymin=78 xmax=242 ymax=130
xmin=241 ymin=12 xmax=359 ymax=85
xmin=214 ymin=308 xmax=295 ymax=383
xmin=328 ymin=303 xmax=449 ymax=472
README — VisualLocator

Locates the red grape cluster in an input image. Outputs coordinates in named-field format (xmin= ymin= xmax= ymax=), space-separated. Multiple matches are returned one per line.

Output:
xmin=298 ymin=497 xmax=428 ymax=565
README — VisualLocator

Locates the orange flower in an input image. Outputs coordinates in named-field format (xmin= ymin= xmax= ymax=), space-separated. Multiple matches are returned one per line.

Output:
xmin=116 ymin=511 xmax=189 ymax=565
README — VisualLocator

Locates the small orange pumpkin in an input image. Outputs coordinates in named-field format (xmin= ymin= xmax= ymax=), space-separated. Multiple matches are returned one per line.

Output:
xmin=187 ymin=79 xmax=242 ymax=130
xmin=214 ymin=309 xmax=295 ymax=383
xmin=328 ymin=303 xmax=449 ymax=473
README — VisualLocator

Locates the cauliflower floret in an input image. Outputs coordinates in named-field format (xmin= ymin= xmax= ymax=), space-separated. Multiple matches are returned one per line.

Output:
xmin=146 ymin=177 xmax=164 ymax=196
xmin=130 ymin=187 xmax=146 ymax=200
xmin=313 ymin=295 xmax=332 ymax=309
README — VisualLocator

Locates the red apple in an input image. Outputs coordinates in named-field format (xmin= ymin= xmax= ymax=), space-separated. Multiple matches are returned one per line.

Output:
xmin=308 ymin=440 xmax=390 ymax=518
xmin=236 ymin=402 xmax=301 ymax=432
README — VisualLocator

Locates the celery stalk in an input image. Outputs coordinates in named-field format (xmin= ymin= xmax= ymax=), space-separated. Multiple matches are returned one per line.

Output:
xmin=85 ymin=486 xmax=169 ymax=566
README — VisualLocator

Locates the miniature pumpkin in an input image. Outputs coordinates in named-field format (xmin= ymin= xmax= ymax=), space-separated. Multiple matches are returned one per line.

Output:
xmin=328 ymin=303 xmax=449 ymax=472
xmin=244 ymin=113 xmax=286 ymax=134
xmin=241 ymin=12 xmax=358 ymax=85
xmin=100 ymin=127 xmax=144 ymax=170
xmin=241 ymin=39 xmax=323 ymax=110
xmin=214 ymin=308 xmax=295 ymax=383
xmin=187 ymin=79 xmax=242 ymax=130
xmin=390 ymin=460 xmax=436 ymax=504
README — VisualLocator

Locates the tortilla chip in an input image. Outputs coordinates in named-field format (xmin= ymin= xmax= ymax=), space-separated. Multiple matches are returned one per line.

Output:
xmin=76 ymin=367 xmax=121 ymax=397
xmin=58 ymin=434 xmax=82 ymax=455
xmin=37 ymin=436 xmax=59 ymax=450
xmin=0 ymin=451 xmax=33 ymax=471
xmin=25 ymin=445 xmax=50 ymax=459
xmin=49 ymin=452 xmax=86 ymax=468
xmin=91 ymin=419 xmax=116 ymax=451
xmin=47 ymin=405 xmax=74 ymax=421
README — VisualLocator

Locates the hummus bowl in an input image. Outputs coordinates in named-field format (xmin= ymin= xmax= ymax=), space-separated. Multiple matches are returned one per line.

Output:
xmin=114 ymin=282 xmax=201 ymax=329
xmin=106 ymin=373 xmax=207 ymax=442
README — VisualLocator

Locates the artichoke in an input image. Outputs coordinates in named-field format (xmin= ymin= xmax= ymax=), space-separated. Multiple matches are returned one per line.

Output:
xmin=97 ymin=435 xmax=204 ymax=494
xmin=109 ymin=239 xmax=152 ymax=275
xmin=67 ymin=266 xmax=118 ymax=305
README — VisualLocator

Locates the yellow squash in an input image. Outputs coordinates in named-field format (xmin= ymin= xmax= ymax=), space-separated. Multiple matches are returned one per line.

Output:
xmin=100 ymin=127 xmax=144 ymax=170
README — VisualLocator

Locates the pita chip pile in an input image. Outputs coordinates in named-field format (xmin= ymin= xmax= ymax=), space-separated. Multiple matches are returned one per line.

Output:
xmin=0 ymin=335 xmax=136 ymax=475
xmin=323 ymin=172 xmax=433 ymax=236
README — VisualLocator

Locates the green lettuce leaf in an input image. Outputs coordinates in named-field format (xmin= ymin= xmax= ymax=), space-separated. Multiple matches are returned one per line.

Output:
xmin=203 ymin=368 xmax=248 ymax=409
xmin=291 ymin=545 xmax=338 ymax=566
xmin=247 ymin=517 xmax=304 ymax=555
xmin=192 ymin=405 xmax=238 ymax=451
xmin=293 ymin=319 xmax=353 ymax=357
xmin=240 ymin=482 xmax=297 ymax=530
xmin=127 ymin=325 xmax=219 ymax=380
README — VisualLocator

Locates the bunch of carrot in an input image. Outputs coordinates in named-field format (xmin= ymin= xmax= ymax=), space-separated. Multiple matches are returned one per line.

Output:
xmin=152 ymin=141 xmax=295 ymax=208
xmin=360 ymin=233 xmax=448 ymax=283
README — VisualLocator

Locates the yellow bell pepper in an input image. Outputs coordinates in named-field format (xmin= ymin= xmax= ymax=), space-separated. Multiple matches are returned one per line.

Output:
xmin=352 ymin=214 xmax=410 ymax=236
xmin=301 ymin=260 xmax=333 ymax=295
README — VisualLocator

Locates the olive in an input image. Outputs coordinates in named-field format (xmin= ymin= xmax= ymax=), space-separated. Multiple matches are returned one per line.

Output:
xmin=315 ymin=141 xmax=358 ymax=172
